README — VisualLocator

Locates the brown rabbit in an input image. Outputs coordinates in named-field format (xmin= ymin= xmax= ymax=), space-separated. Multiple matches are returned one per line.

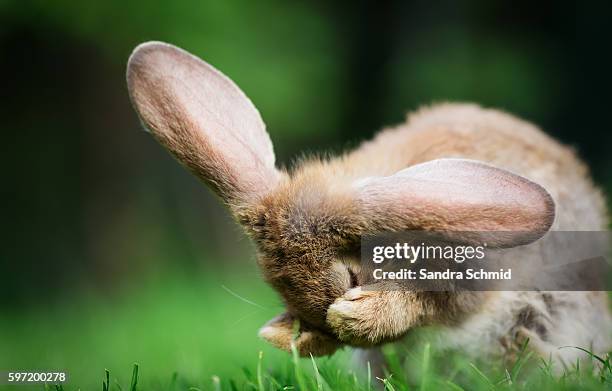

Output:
xmin=126 ymin=41 xmax=611 ymax=364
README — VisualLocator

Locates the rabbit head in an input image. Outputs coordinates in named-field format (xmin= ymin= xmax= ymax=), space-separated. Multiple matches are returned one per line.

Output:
xmin=126 ymin=42 xmax=555 ymax=354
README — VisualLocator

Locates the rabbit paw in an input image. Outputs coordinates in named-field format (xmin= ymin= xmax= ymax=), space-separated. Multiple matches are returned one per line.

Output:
xmin=327 ymin=286 xmax=413 ymax=346
xmin=259 ymin=312 xmax=341 ymax=357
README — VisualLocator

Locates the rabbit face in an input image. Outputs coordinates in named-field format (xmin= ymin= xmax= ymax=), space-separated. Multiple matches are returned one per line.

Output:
xmin=241 ymin=174 xmax=362 ymax=330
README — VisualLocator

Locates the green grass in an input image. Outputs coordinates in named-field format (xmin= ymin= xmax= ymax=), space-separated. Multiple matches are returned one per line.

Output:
xmin=35 ymin=343 xmax=612 ymax=390
xmin=1 ymin=268 xmax=611 ymax=390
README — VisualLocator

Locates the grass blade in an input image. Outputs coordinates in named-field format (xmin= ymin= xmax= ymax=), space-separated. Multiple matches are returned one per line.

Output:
xmin=310 ymin=354 xmax=323 ymax=391
xmin=257 ymin=351 xmax=265 ymax=391
xmin=130 ymin=363 xmax=139 ymax=391
xmin=445 ymin=380 xmax=466 ymax=391
xmin=560 ymin=346 xmax=610 ymax=371
xmin=376 ymin=376 xmax=396 ymax=391
xmin=468 ymin=363 xmax=495 ymax=390
xmin=103 ymin=369 xmax=110 ymax=391
xmin=510 ymin=337 xmax=533 ymax=381
xmin=290 ymin=342 xmax=308 ymax=391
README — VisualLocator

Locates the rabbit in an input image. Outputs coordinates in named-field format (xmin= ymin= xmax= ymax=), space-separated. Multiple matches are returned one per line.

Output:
xmin=126 ymin=41 xmax=611 ymax=366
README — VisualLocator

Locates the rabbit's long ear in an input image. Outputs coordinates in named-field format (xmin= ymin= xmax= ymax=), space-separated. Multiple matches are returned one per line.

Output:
xmin=127 ymin=41 xmax=280 ymax=205
xmin=353 ymin=159 xmax=555 ymax=247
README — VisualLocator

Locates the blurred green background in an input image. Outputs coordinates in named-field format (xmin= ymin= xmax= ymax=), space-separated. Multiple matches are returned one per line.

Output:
xmin=1 ymin=0 xmax=611 ymax=389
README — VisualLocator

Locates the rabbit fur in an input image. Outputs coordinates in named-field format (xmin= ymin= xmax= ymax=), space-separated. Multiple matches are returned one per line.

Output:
xmin=126 ymin=41 xmax=611 ymax=368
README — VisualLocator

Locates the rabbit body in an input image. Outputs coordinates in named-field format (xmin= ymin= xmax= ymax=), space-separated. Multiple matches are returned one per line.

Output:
xmin=389 ymin=106 xmax=610 ymax=364
xmin=257 ymin=103 xmax=611 ymax=363
xmin=126 ymin=42 xmax=611 ymax=366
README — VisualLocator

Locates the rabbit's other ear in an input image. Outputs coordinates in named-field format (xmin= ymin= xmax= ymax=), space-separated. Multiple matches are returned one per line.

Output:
xmin=354 ymin=158 xmax=555 ymax=247
xmin=259 ymin=313 xmax=341 ymax=357
xmin=127 ymin=41 xmax=280 ymax=205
